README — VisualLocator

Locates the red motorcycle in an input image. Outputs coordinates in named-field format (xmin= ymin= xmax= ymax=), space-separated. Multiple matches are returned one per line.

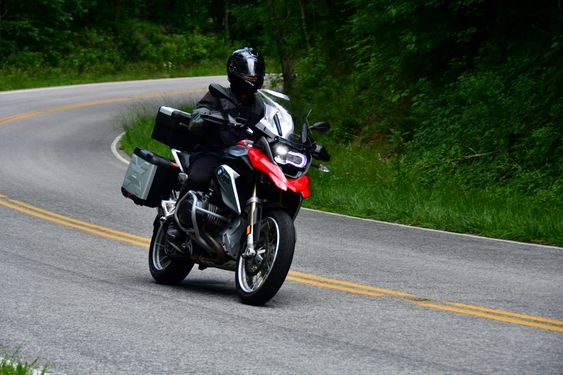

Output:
xmin=122 ymin=84 xmax=330 ymax=305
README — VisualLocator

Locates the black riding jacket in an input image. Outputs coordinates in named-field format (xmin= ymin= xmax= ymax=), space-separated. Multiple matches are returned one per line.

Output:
xmin=190 ymin=86 xmax=265 ymax=151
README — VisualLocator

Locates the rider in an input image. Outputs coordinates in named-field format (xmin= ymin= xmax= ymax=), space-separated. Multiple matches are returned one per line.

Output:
xmin=167 ymin=47 xmax=266 ymax=245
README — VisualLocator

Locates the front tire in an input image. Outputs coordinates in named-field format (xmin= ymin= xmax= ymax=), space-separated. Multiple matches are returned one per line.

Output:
xmin=148 ymin=217 xmax=194 ymax=285
xmin=235 ymin=209 xmax=295 ymax=305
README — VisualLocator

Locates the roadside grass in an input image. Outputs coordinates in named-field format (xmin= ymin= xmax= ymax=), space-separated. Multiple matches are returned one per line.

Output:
xmin=120 ymin=108 xmax=563 ymax=247
xmin=0 ymin=355 xmax=47 ymax=375
xmin=308 ymin=141 xmax=563 ymax=246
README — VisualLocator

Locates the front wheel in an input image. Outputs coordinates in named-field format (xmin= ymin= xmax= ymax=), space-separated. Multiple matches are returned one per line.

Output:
xmin=148 ymin=217 xmax=194 ymax=285
xmin=235 ymin=209 xmax=295 ymax=305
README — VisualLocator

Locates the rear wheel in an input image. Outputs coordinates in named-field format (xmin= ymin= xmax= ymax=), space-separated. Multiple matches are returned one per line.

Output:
xmin=148 ymin=217 xmax=193 ymax=285
xmin=235 ymin=209 xmax=295 ymax=305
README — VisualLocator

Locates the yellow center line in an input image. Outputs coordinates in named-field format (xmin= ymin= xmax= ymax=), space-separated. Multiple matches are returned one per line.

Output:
xmin=6 ymin=197 xmax=150 ymax=242
xmin=287 ymin=276 xmax=384 ymax=297
xmin=0 ymin=88 xmax=205 ymax=125
xmin=1 ymin=194 xmax=562 ymax=333
xmin=0 ymin=198 xmax=149 ymax=247
xmin=444 ymin=301 xmax=563 ymax=326
xmin=290 ymin=271 xmax=563 ymax=331
xmin=289 ymin=270 xmax=416 ymax=297
xmin=415 ymin=302 xmax=563 ymax=332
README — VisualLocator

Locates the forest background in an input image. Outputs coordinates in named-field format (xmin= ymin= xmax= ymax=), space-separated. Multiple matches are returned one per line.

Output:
xmin=1 ymin=0 xmax=561 ymax=245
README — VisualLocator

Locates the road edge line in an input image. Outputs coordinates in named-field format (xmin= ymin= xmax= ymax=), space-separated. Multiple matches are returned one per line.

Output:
xmin=111 ymin=131 xmax=130 ymax=165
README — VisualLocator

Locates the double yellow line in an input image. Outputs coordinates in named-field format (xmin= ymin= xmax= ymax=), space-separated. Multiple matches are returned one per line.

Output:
xmin=416 ymin=301 xmax=563 ymax=332
xmin=288 ymin=270 xmax=563 ymax=332
xmin=0 ymin=194 xmax=150 ymax=247
xmin=288 ymin=271 xmax=415 ymax=298
xmin=1 ymin=194 xmax=563 ymax=333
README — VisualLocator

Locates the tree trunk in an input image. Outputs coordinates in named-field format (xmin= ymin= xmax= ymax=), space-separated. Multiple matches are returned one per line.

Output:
xmin=267 ymin=0 xmax=294 ymax=92
xmin=297 ymin=0 xmax=311 ymax=50
xmin=0 ymin=1 xmax=4 ymax=42
xmin=225 ymin=0 xmax=230 ymax=41
xmin=114 ymin=0 xmax=121 ymax=23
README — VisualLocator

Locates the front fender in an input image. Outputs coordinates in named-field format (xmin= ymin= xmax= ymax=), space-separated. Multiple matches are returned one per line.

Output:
xmin=286 ymin=175 xmax=310 ymax=198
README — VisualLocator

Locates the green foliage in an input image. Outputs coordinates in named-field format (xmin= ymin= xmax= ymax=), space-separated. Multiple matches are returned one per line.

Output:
xmin=228 ymin=2 xmax=273 ymax=52
xmin=405 ymin=36 xmax=563 ymax=201
xmin=288 ymin=0 xmax=563 ymax=207
xmin=0 ymin=354 xmax=47 ymax=375
xmin=116 ymin=20 xmax=230 ymax=66
xmin=0 ymin=0 xmax=234 ymax=81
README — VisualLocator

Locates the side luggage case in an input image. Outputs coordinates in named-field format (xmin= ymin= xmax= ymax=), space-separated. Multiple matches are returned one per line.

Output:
xmin=121 ymin=148 xmax=180 ymax=207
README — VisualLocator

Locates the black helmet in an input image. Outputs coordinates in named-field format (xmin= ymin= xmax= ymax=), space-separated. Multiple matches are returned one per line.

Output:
xmin=227 ymin=47 xmax=265 ymax=93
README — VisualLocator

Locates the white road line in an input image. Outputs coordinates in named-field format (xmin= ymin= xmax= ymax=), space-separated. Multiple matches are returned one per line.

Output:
xmin=110 ymin=131 xmax=130 ymax=165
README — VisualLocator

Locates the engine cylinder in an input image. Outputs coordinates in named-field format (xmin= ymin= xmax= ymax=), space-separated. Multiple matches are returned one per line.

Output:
xmin=178 ymin=191 xmax=225 ymax=229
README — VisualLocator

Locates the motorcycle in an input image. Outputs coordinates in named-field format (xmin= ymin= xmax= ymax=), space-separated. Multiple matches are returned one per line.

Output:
xmin=121 ymin=84 xmax=330 ymax=305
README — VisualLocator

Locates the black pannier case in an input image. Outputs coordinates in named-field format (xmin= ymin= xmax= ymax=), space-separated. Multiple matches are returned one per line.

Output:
xmin=152 ymin=106 xmax=199 ymax=151
xmin=121 ymin=148 xmax=179 ymax=207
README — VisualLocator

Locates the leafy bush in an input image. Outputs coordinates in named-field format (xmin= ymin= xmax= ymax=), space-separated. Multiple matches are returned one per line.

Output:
xmin=404 ymin=40 xmax=563 ymax=202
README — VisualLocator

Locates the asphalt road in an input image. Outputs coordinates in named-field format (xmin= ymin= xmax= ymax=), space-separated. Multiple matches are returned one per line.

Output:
xmin=1 ymin=78 xmax=562 ymax=374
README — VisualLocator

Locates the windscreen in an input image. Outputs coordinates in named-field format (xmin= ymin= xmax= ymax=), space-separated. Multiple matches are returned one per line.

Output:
xmin=256 ymin=89 xmax=311 ymax=148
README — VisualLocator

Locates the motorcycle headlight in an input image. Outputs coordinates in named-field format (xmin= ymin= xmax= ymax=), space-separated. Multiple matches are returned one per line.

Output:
xmin=273 ymin=144 xmax=289 ymax=158
xmin=274 ymin=144 xmax=307 ymax=168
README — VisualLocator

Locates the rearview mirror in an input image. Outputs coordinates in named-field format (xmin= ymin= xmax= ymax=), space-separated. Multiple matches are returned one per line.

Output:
xmin=309 ymin=121 xmax=331 ymax=133
xmin=312 ymin=143 xmax=331 ymax=162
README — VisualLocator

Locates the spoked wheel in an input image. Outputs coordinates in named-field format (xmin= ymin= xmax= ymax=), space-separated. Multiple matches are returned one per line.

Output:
xmin=236 ymin=209 xmax=295 ymax=305
xmin=148 ymin=217 xmax=194 ymax=285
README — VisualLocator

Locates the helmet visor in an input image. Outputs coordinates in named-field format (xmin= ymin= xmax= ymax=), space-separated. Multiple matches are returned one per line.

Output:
xmin=234 ymin=56 xmax=265 ymax=78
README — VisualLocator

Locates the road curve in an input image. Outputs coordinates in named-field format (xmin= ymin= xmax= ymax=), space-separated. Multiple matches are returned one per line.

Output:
xmin=1 ymin=78 xmax=562 ymax=374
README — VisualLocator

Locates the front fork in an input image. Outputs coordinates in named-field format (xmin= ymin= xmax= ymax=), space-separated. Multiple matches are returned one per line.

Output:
xmin=243 ymin=182 xmax=262 ymax=258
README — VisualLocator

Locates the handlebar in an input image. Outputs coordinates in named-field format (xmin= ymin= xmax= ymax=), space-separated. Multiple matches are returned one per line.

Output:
xmin=200 ymin=113 xmax=241 ymax=127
